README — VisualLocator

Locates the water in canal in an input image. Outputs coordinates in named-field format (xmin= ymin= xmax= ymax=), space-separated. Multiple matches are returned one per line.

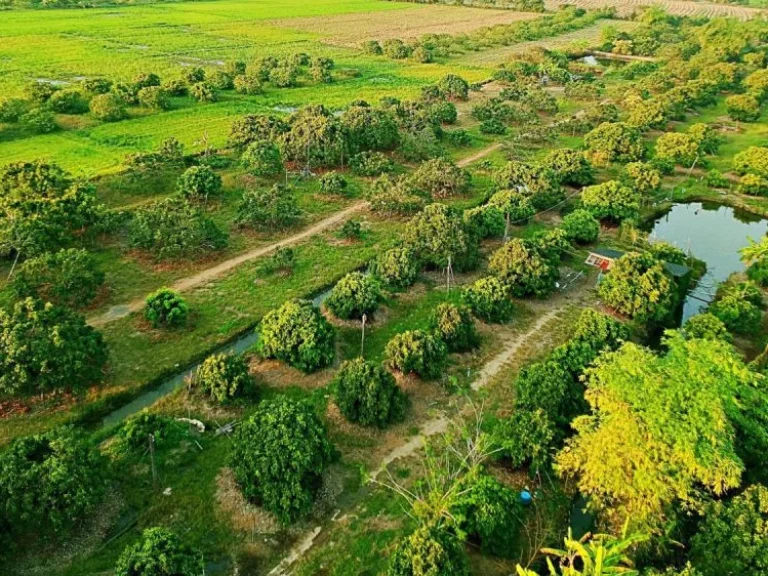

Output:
xmin=647 ymin=202 xmax=768 ymax=322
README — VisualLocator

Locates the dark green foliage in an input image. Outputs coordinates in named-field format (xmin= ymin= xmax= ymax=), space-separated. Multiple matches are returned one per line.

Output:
xmin=332 ymin=358 xmax=406 ymax=427
xmin=389 ymin=523 xmax=468 ymax=576
xmin=515 ymin=360 xmax=582 ymax=429
xmin=177 ymin=165 xmax=222 ymax=203
xmin=429 ymin=302 xmax=478 ymax=353
xmin=581 ymin=180 xmax=640 ymax=222
xmin=543 ymin=148 xmax=594 ymax=186
xmin=371 ymin=246 xmax=420 ymax=290
xmin=118 ymin=411 xmax=175 ymax=451
xmin=436 ymin=74 xmax=469 ymax=101
xmin=710 ymin=282 xmax=764 ymax=335
xmin=682 ymin=313 xmax=732 ymax=342
xmin=690 ymin=484 xmax=768 ymax=576
xmin=649 ymin=241 xmax=686 ymax=265
xmin=340 ymin=105 xmax=399 ymax=153
xmin=115 ymin=527 xmax=204 ymax=576
xmin=455 ymin=474 xmax=523 ymax=557
xmin=208 ymin=70 xmax=234 ymax=90
xmin=487 ymin=190 xmax=535 ymax=223
xmin=463 ymin=206 xmax=505 ymax=239
xmin=280 ymin=105 xmax=343 ymax=168
xmin=233 ymin=72 xmax=263 ymax=95
xmin=21 ymin=107 xmax=57 ymax=134
xmin=0 ymin=428 xmax=105 ymax=540
xmin=561 ymin=209 xmax=600 ymax=244
xmin=385 ymin=329 xmax=448 ymax=380
xmin=195 ymin=353 xmax=253 ymax=403
xmin=235 ymin=184 xmax=301 ymax=230
xmin=129 ymin=198 xmax=227 ymax=260
xmin=144 ymin=288 xmax=188 ymax=328
xmin=488 ymin=238 xmax=559 ymax=298
xmin=257 ymin=299 xmax=335 ymax=372
xmin=411 ymin=158 xmax=470 ymax=199
xmin=48 ymin=90 xmax=88 ymax=114
xmin=325 ymin=272 xmax=381 ymax=320
xmin=402 ymin=203 xmax=477 ymax=271
xmin=350 ymin=151 xmax=394 ymax=176
xmin=462 ymin=276 xmax=513 ymax=323
xmin=137 ymin=86 xmax=170 ymax=110
xmin=241 ymin=141 xmax=283 ymax=177
xmin=361 ymin=40 xmax=383 ymax=55
xmin=12 ymin=248 xmax=104 ymax=308
xmin=189 ymin=81 xmax=216 ymax=102
xmin=382 ymin=39 xmax=412 ymax=60
xmin=80 ymin=78 xmax=112 ymax=95
xmin=492 ymin=408 xmax=555 ymax=472
xmin=89 ymin=93 xmax=127 ymax=122
xmin=748 ymin=259 xmax=768 ymax=287
xmin=339 ymin=219 xmax=362 ymax=240
xmin=132 ymin=73 xmax=161 ymax=91
xmin=319 ymin=171 xmax=348 ymax=196
xmin=0 ymin=298 xmax=107 ymax=395
xmin=228 ymin=114 xmax=288 ymax=150
xmin=230 ymin=397 xmax=333 ymax=523
xmin=25 ymin=81 xmax=58 ymax=103
xmin=0 ymin=99 xmax=26 ymax=123
xmin=182 ymin=67 xmax=205 ymax=84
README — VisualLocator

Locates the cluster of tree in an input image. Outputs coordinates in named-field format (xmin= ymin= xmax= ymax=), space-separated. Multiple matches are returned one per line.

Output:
xmin=734 ymin=146 xmax=768 ymax=197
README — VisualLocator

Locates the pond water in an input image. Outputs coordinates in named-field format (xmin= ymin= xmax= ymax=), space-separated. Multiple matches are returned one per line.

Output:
xmin=101 ymin=289 xmax=332 ymax=428
xmin=647 ymin=202 xmax=768 ymax=322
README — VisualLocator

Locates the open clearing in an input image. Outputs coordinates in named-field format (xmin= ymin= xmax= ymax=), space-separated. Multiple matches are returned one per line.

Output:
xmin=270 ymin=6 xmax=542 ymax=47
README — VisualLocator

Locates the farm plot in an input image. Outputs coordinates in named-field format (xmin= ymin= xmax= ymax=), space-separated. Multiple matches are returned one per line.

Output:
xmin=543 ymin=0 xmax=766 ymax=19
xmin=270 ymin=6 xmax=543 ymax=47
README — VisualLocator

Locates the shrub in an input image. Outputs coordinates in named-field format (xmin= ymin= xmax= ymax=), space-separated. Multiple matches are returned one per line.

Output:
xmin=89 ymin=93 xmax=127 ymax=122
xmin=118 ymin=411 xmax=175 ymax=450
xmin=257 ymin=299 xmax=335 ymax=372
xmin=655 ymin=132 xmax=699 ymax=167
xmin=361 ymin=40 xmax=383 ymax=55
xmin=444 ymin=129 xmax=471 ymax=147
xmin=325 ymin=272 xmax=381 ymax=320
xmin=145 ymin=288 xmax=188 ymax=328
xmin=129 ymin=198 xmax=227 ymax=260
xmin=208 ymin=70 xmax=234 ymax=90
xmin=0 ymin=299 xmax=107 ymax=395
xmin=488 ymin=238 xmax=558 ymax=298
xmin=682 ymin=313 xmax=732 ymax=342
xmin=0 ymin=99 xmax=26 ymax=123
xmin=235 ymin=184 xmax=301 ymax=229
xmin=233 ymin=72 xmax=263 ymax=95
xmin=339 ymin=219 xmax=362 ymax=240
xmin=115 ymin=528 xmax=204 ymax=576
xmin=437 ymin=74 xmax=469 ymax=101
xmin=241 ymin=141 xmax=283 ymax=177
xmin=21 ymin=107 xmax=57 ymax=133
xmin=332 ymin=358 xmax=406 ymax=427
xmin=230 ymin=397 xmax=333 ymax=523
xmin=710 ymin=294 xmax=763 ymax=335
xmin=368 ymin=177 xmax=428 ymax=217
xmin=319 ymin=171 xmax=348 ymax=195
xmin=491 ymin=408 xmax=555 ymax=471
xmin=561 ymin=209 xmax=599 ymax=244
xmin=195 ymin=353 xmax=253 ymax=403
xmin=340 ymin=105 xmax=399 ymax=154
xmin=226 ymin=60 xmax=247 ymax=76
xmin=161 ymin=78 xmax=187 ymax=96
xmin=137 ymin=86 xmax=170 ymax=110
xmin=371 ymin=246 xmax=420 ymax=290
xmin=411 ymin=158 xmax=470 ymax=198
xmin=430 ymin=302 xmax=478 ymax=353
xmin=738 ymin=174 xmax=768 ymax=196
xmin=12 ymin=248 xmax=104 ymax=308
xmin=385 ymin=329 xmax=448 ymax=380
xmin=25 ymin=81 xmax=58 ymax=103
xmin=389 ymin=523 xmax=468 ymax=576
xmin=543 ymin=149 xmax=594 ymax=186
xmin=581 ymin=180 xmax=640 ymax=222
xmin=228 ymin=114 xmax=288 ymax=150
xmin=177 ymin=165 xmax=222 ymax=203
xmin=625 ymin=161 xmax=661 ymax=195
xmin=269 ymin=64 xmax=298 ymax=88
xmin=515 ymin=360 xmax=579 ymax=428
xmin=734 ymin=146 xmax=768 ymax=178
xmin=48 ymin=90 xmax=87 ymax=114
xmin=487 ymin=190 xmax=535 ymax=224
xmin=382 ymin=39 xmax=411 ymax=59
xmin=0 ymin=428 xmax=105 ymax=538
xmin=598 ymin=252 xmax=675 ymax=322
xmin=584 ymin=122 xmax=644 ymax=164
xmin=182 ymin=67 xmax=205 ymax=84
xmin=462 ymin=276 xmax=513 ymax=323
xmin=80 ymin=78 xmax=113 ymax=95
xmin=350 ymin=151 xmax=394 ymax=176
xmin=189 ymin=81 xmax=216 ymax=102
xmin=726 ymin=94 xmax=761 ymax=122
xmin=402 ymin=203 xmax=477 ymax=271
xmin=455 ymin=474 xmax=523 ymax=557
xmin=463 ymin=206 xmax=505 ymax=239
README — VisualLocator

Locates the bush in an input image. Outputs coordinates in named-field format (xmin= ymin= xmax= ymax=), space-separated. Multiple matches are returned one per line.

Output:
xmin=161 ymin=78 xmax=187 ymax=96
xmin=411 ymin=158 xmax=470 ymax=198
xmin=257 ymin=299 xmax=335 ymax=372
xmin=325 ymin=272 xmax=381 ymax=320
xmin=561 ymin=209 xmax=599 ymax=244
xmin=80 ymin=78 xmax=112 ymax=95
xmin=682 ymin=313 xmax=732 ymax=342
xmin=25 ymin=81 xmax=58 ymax=103
xmin=734 ymin=146 xmax=768 ymax=178
xmin=350 ymin=151 xmax=394 ymax=176
xmin=462 ymin=276 xmax=513 ymax=323
xmin=230 ymin=397 xmax=333 ymax=523
xmin=235 ymin=184 xmax=301 ymax=230
xmin=0 ymin=99 xmax=26 ymax=123
xmin=738 ymin=174 xmax=768 ymax=196
xmin=182 ymin=67 xmax=205 ymax=84
xmin=437 ymin=74 xmax=469 ymax=101
xmin=581 ymin=180 xmax=640 ymax=222
xmin=189 ymin=82 xmax=216 ymax=102
xmin=129 ymin=198 xmax=227 ymax=260
xmin=145 ymin=288 xmax=188 ymax=328
xmin=488 ymin=238 xmax=558 ymax=298
xmin=319 ymin=171 xmax=348 ymax=195
xmin=584 ymin=122 xmax=644 ymax=164
xmin=625 ymin=161 xmax=661 ymax=195
xmin=382 ymin=39 xmax=412 ymax=59
xmin=241 ymin=141 xmax=282 ymax=177
xmin=444 ymin=129 xmax=471 ymax=147
xmin=0 ymin=299 xmax=107 ymax=395
xmin=208 ymin=70 xmax=234 ymax=90
xmin=710 ymin=294 xmax=763 ymax=335
xmin=371 ymin=246 xmax=420 ymax=290
xmin=402 ymin=203 xmax=477 ymax=271
xmin=598 ymin=252 xmax=675 ymax=322
xmin=228 ymin=114 xmax=288 ymax=150
xmin=361 ymin=40 xmax=383 ymax=55
xmin=491 ymin=408 xmax=555 ymax=471
xmin=233 ymin=72 xmax=263 ymax=95
xmin=177 ymin=165 xmax=222 ymax=203
xmin=430 ymin=302 xmax=478 ymax=353
xmin=115 ymin=528 xmax=204 ymax=576
xmin=385 ymin=329 xmax=448 ymax=380
xmin=543 ymin=148 xmax=594 ymax=186
xmin=12 ymin=248 xmax=104 ymax=308
xmin=515 ymin=360 xmax=579 ymax=428
xmin=21 ymin=107 xmax=57 ymax=133
xmin=655 ymin=132 xmax=699 ymax=167
xmin=726 ymin=94 xmax=761 ymax=122
xmin=48 ymin=90 xmax=87 ymax=114
xmin=455 ymin=474 xmax=523 ymax=557
xmin=0 ymin=428 xmax=105 ymax=539
xmin=389 ymin=523 xmax=468 ymax=576
xmin=463 ymin=206 xmax=505 ymax=239
xmin=339 ymin=219 xmax=362 ymax=240
xmin=269 ymin=64 xmax=298 ymax=88
xmin=195 ymin=353 xmax=253 ymax=403
xmin=487 ymin=190 xmax=535 ymax=224
xmin=136 ymin=86 xmax=170 ymax=110
xmin=118 ymin=411 xmax=176 ymax=451
xmin=90 ymin=93 xmax=127 ymax=122
xmin=333 ymin=358 xmax=406 ymax=427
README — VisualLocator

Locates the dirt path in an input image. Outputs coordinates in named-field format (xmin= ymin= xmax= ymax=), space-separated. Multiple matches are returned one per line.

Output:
xmin=457 ymin=143 xmax=502 ymax=167
xmin=88 ymin=202 xmax=367 ymax=327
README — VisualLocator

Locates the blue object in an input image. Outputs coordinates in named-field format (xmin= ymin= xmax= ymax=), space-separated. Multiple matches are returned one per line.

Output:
xmin=520 ymin=490 xmax=532 ymax=506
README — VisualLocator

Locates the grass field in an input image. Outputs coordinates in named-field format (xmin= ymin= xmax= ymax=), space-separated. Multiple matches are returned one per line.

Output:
xmin=542 ymin=0 xmax=766 ymax=19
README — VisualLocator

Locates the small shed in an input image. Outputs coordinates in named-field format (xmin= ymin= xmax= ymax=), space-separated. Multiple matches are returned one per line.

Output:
xmin=586 ymin=247 xmax=692 ymax=281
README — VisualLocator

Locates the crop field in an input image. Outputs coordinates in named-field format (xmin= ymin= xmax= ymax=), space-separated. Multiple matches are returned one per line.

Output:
xmin=2 ymin=3 xmax=768 ymax=576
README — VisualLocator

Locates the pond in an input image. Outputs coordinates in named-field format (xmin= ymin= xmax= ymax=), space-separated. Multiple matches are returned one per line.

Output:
xmin=647 ymin=202 xmax=768 ymax=322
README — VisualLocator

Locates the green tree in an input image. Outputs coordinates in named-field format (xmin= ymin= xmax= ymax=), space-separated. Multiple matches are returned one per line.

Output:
xmin=734 ymin=146 xmax=768 ymax=178
xmin=332 ymin=357 xmax=406 ymax=427
xmin=624 ymin=162 xmax=661 ymax=195
xmin=389 ymin=522 xmax=469 ymax=576
xmin=115 ymin=527 xmax=204 ymax=576
xmin=487 ymin=190 xmax=535 ymax=224
xmin=228 ymin=114 xmax=288 ymax=150
xmin=280 ymin=105 xmax=343 ymax=168
xmin=463 ymin=206 xmax=506 ymax=240
xmin=241 ymin=141 xmax=283 ymax=177
xmin=177 ymin=165 xmax=222 ymax=203
xmin=402 ymin=203 xmax=477 ymax=271
xmin=726 ymin=94 xmax=761 ymax=122
xmin=584 ymin=122 xmax=644 ymax=164
xmin=11 ymin=248 xmax=104 ymax=308
xmin=410 ymin=158 xmax=470 ymax=199
xmin=462 ymin=276 xmax=513 ymax=323
xmin=325 ymin=272 xmax=381 ymax=320
xmin=488 ymin=238 xmax=559 ymax=298
xmin=371 ymin=246 xmax=420 ymax=290
xmin=437 ymin=74 xmax=470 ymax=101
xmin=492 ymin=408 xmax=555 ymax=472
xmin=581 ymin=180 xmax=640 ymax=222
xmin=89 ymin=93 xmax=127 ymax=122
xmin=655 ymin=132 xmax=700 ymax=167
xmin=319 ymin=171 xmax=347 ymax=196
xmin=385 ymin=329 xmax=448 ymax=380
xmin=137 ymin=86 xmax=170 ymax=110
xmin=257 ymin=299 xmax=335 ymax=372
xmin=340 ymin=105 xmax=399 ymax=154
xmin=682 ymin=313 xmax=731 ymax=342
xmin=230 ymin=397 xmax=333 ymax=523
xmin=543 ymin=148 xmax=595 ymax=186
xmin=0 ymin=298 xmax=107 ymax=395
xmin=233 ymin=72 xmax=263 ymax=95
xmin=561 ymin=209 xmax=600 ymax=244
xmin=189 ymin=81 xmax=216 ymax=102
xmin=48 ymin=90 xmax=88 ymax=114
xmin=145 ymin=288 xmax=188 ymax=328
xmin=430 ymin=302 xmax=478 ymax=353
xmin=194 ymin=353 xmax=253 ymax=403
xmin=235 ymin=184 xmax=301 ymax=230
